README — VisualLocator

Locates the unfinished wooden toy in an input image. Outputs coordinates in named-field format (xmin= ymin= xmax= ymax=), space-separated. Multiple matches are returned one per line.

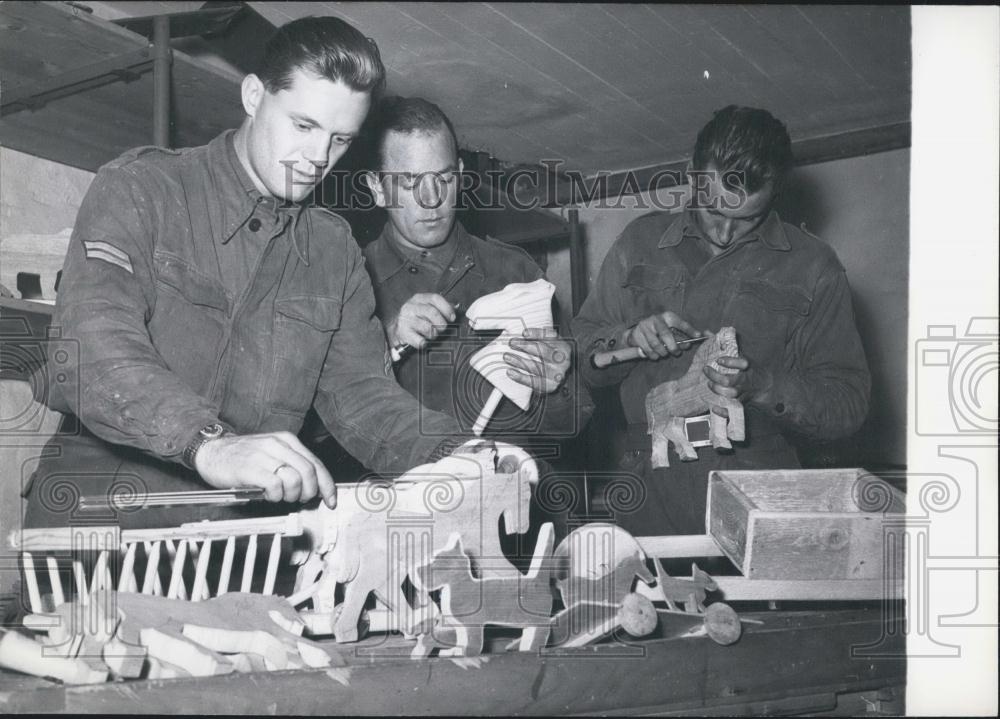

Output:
xmin=412 ymin=523 xmax=555 ymax=657
xmin=645 ymin=326 xmax=745 ymax=467
xmin=549 ymin=524 xmax=656 ymax=647
xmin=291 ymin=441 xmax=539 ymax=643
xmin=465 ymin=279 xmax=556 ymax=434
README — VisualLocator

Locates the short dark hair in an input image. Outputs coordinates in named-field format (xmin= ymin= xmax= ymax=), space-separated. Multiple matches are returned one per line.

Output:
xmin=257 ymin=16 xmax=385 ymax=95
xmin=692 ymin=105 xmax=793 ymax=193
xmin=366 ymin=96 xmax=459 ymax=170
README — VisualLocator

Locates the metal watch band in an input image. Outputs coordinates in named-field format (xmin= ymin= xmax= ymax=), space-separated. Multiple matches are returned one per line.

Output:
xmin=181 ymin=423 xmax=227 ymax=470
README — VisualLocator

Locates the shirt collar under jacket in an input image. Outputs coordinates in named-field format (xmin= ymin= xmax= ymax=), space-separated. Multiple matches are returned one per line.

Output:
xmin=658 ymin=208 xmax=792 ymax=252
xmin=370 ymin=220 xmax=483 ymax=285
xmin=207 ymin=129 xmax=311 ymax=265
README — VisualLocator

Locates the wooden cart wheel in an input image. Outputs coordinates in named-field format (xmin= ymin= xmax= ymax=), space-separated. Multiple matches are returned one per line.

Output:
xmin=618 ymin=592 xmax=658 ymax=637
xmin=703 ymin=602 xmax=741 ymax=645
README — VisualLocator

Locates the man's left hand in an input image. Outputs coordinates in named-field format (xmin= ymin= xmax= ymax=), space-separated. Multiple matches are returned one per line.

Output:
xmin=505 ymin=327 xmax=571 ymax=394
xmin=704 ymin=355 xmax=753 ymax=401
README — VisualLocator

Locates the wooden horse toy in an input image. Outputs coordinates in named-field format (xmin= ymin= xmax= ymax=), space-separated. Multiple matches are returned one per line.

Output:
xmin=411 ymin=523 xmax=556 ymax=657
xmin=645 ymin=326 xmax=745 ymax=468
xmin=290 ymin=441 xmax=540 ymax=642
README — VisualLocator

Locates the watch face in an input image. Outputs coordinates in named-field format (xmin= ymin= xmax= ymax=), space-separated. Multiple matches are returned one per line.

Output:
xmin=200 ymin=422 xmax=225 ymax=439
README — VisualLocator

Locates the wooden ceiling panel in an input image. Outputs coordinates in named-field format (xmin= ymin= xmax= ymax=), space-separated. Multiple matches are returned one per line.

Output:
xmin=3 ymin=2 xmax=910 ymax=177
xmin=249 ymin=2 xmax=909 ymax=175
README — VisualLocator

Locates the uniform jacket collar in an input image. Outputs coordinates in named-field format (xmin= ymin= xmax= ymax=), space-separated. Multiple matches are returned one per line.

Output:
xmin=367 ymin=220 xmax=483 ymax=286
xmin=206 ymin=129 xmax=311 ymax=265
xmin=658 ymin=208 xmax=791 ymax=252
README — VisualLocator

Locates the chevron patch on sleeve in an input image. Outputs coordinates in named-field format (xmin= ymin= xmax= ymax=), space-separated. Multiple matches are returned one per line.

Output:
xmin=83 ymin=240 xmax=134 ymax=274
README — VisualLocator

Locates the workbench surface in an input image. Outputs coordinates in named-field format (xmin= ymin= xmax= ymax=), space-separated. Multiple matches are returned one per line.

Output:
xmin=0 ymin=608 xmax=905 ymax=715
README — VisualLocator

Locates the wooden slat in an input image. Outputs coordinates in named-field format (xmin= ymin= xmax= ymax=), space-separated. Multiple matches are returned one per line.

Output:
xmin=191 ymin=539 xmax=212 ymax=602
xmin=166 ymin=540 xmax=188 ymax=600
xmin=217 ymin=536 xmax=236 ymax=597
xmin=142 ymin=541 xmax=161 ymax=596
xmin=262 ymin=534 xmax=282 ymax=596
xmin=637 ymin=577 xmax=904 ymax=602
xmin=45 ymin=556 xmax=65 ymax=607
xmin=118 ymin=543 xmax=138 ymax=594
xmin=636 ymin=534 xmax=726 ymax=559
xmin=241 ymin=534 xmax=258 ymax=593
xmin=21 ymin=553 xmax=43 ymax=614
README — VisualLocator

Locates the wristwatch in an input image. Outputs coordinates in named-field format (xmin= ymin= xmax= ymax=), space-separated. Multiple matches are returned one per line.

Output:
xmin=182 ymin=422 xmax=228 ymax=470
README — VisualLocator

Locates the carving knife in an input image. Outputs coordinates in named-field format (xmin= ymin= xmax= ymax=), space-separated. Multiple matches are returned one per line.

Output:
xmin=390 ymin=301 xmax=465 ymax=363
xmin=77 ymin=487 xmax=267 ymax=511
xmin=591 ymin=334 xmax=707 ymax=369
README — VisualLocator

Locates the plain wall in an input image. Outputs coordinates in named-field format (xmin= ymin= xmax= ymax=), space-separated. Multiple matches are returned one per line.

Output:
xmin=0 ymin=147 xmax=94 ymax=300
xmin=546 ymin=148 xmax=910 ymax=468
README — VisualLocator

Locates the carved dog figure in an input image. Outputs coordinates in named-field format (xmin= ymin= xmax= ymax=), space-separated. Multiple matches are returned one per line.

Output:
xmin=412 ymin=524 xmax=555 ymax=656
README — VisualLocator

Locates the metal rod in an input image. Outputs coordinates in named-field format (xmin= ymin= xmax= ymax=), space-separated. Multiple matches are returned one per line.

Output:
xmin=152 ymin=15 xmax=171 ymax=147
xmin=77 ymin=487 xmax=266 ymax=511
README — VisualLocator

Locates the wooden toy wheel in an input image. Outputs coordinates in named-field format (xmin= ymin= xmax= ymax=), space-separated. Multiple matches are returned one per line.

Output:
xmin=703 ymin=602 xmax=741 ymax=645
xmin=618 ymin=593 xmax=658 ymax=638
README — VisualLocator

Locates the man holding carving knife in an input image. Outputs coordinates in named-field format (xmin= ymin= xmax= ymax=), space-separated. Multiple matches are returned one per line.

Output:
xmin=573 ymin=106 xmax=870 ymax=536
xmin=321 ymin=97 xmax=592 ymax=452
xmin=21 ymin=18 xmax=469 ymax=530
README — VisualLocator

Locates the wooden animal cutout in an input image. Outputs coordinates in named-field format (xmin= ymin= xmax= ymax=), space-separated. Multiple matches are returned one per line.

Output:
xmin=653 ymin=561 xmax=718 ymax=614
xmin=291 ymin=441 xmax=539 ymax=643
xmin=549 ymin=524 xmax=656 ymax=647
xmin=412 ymin=522 xmax=555 ymax=657
xmin=645 ymin=327 xmax=745 ymax=467
xmin=465 ymin=279 xmax=556 ymax=434
xmin=19 ymin=592 xmax=343 ymax=682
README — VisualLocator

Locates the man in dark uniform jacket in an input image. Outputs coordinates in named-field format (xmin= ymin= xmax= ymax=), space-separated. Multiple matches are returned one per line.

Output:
xmin=23 ymin=19 xmax=466 ymax=530
xmin=573 ymin=106 xmax=870 ymax=536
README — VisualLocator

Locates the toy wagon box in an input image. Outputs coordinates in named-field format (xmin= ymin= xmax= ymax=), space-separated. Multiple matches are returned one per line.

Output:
xmin=705 ymin=469 xmax=905 ymax=580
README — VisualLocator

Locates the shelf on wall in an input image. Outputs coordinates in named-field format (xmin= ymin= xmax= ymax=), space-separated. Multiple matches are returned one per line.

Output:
xmin=0 ymin=1 xmax=244 ymax=172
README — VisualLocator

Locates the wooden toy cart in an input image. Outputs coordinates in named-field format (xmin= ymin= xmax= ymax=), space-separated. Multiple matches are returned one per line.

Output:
xmin=635 ymin=468 xmax=906 ymax=603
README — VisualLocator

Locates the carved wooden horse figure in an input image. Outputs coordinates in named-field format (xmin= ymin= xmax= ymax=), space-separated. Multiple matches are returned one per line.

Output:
xmin=290 ymin=442 xmax=539 ymax=642
xmin=645 ymin=327 xmax=745 ymax=468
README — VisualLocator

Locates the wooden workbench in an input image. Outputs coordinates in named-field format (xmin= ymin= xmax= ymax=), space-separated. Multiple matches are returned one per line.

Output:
xmin=0 ymin=607 xmax=904 ymax=715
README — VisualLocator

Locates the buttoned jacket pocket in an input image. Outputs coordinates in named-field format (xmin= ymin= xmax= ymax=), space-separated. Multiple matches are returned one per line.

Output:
xmin=622 ymin=264 xmax=686 ymax=319
xmin=728 ymin=278 xmax=812 ymax=358
xmin=268 ymin=296 xmax=342 ymax=416
xmin=149 ymin=251 xmax=230 ymax=393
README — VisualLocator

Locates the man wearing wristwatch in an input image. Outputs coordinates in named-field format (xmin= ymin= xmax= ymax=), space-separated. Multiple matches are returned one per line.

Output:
xmin=22 ymin=18 xmax=465 ymax=530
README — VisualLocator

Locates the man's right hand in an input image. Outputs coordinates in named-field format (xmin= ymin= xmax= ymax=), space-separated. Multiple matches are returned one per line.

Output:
xmin=386 ymin=293 xmax=457 ymax=350
xmin=626 ymin=311 xmax=703 ymax=359
xmin=194 ymin=432 xmax=337 ymax=508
